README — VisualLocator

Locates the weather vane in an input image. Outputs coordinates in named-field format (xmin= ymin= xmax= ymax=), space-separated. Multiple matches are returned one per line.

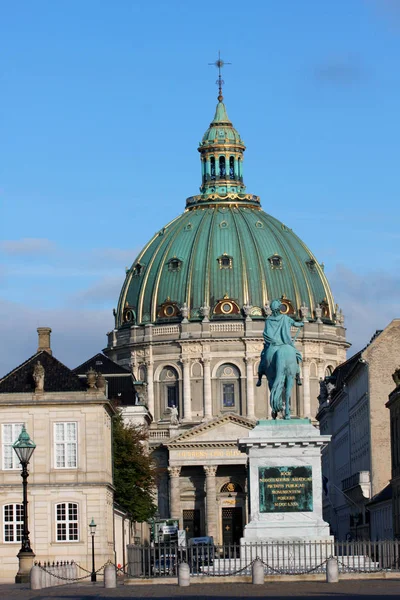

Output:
xmin=209 ymin=51 xmax=231 ymax=102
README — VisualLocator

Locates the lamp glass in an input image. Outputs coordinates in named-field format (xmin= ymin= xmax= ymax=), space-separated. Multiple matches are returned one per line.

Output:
xmin=13 ymin=426 xmax=36 ymax=465
xmin=89 ymin=518 xmax=97 ymax=536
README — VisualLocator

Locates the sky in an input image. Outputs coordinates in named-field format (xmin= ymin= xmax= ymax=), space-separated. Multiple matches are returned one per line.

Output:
xmin=1 ymin=0 xmax=400 ymax=376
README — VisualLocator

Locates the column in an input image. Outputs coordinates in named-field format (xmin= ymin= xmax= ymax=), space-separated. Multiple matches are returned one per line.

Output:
xmin=245 ymin=357 xmax=255 ymax=419
xmin=317 ymin=359 xmax=325 ymax=381
xmin=302 ymin=359 xmax=311 ymax=418
xmin=168 ymin=466 xmax=181 ymax=523
xmin=203 ymin=358 xmax=212 ymax=419
xmin=204 ymin=465 xmax=218 ymax=540
xmin=146 ymin=360 xmax=154 ymax=418
xmin=182 ymin=358 xmax=192 ymax=421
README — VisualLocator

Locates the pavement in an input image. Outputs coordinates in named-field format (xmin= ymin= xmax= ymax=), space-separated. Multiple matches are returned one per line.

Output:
xmin=1 ymin=579 xmax=400 ymax=600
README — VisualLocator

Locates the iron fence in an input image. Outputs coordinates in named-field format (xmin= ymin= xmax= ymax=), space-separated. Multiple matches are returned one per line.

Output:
xmin=127 ymin=540 xmax=400 ymax=578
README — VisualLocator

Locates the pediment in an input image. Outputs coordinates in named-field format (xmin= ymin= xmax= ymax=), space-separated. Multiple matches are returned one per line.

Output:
xmin=166 ymin=413 xmax=256 ymax=448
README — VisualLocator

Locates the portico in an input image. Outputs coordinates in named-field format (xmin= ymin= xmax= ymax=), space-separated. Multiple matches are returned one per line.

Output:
xmin=165 ymin=414 xmax=254 ymax=544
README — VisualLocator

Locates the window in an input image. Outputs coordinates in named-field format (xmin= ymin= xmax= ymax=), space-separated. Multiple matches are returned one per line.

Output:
xmin=210 ymin=157 xmax=216 ymax=180
xmin=2 ymin=424 xmax=24 ymax=470
xmin=223 ymin=383 xmax=235 ymax=407
xmin=167 ymin=385 xmax=178 ymax=408
xmin=3 ymin=504 xmax=23 ymax=543
xmin=229 ymin=156 xmax=235 ymax=179
xmin=217 ymin=253 xmax=233 ymax=269
xmin=268 ymin=254 xmax=283 ymax=270
xmin=54 ymin=423 xmax=77 ymax=469
xmin=219 ymin=156 xmax=226 ymax=178
xmin=56 ymin=503 xmax=79 ymax=542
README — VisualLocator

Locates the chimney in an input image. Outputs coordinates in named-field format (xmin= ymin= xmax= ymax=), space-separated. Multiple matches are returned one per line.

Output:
xmin=37 ymin=327 xmax=52 ymax=355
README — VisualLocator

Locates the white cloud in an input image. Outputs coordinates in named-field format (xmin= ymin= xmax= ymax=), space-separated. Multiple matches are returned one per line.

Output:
xmin=69 ymin=276 xmax=123 ymax=307
xmin=0 ymin=238 xmax=57 ymax=256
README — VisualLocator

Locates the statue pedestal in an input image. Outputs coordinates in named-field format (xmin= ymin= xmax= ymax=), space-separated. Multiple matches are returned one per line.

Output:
xmin=238 ymin=419 xmax=332 ymax=543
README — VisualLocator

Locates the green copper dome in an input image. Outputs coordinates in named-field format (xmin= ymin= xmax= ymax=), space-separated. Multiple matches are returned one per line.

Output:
xmin=116 ymin=97 xmax=335 ymax=327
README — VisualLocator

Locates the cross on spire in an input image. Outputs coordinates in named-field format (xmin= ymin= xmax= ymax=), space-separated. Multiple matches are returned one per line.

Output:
xmin=209 ymin=51 xmax=231 ymax=102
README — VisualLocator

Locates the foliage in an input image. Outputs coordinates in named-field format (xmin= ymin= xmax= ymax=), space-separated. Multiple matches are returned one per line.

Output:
xmin=112 ymin=411 xmax=157 ymax=522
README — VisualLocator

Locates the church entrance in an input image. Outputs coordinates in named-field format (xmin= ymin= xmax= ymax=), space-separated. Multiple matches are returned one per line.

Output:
xmin=222 ymin=507 xmax=243 ymax=545
xmin=183 ymin=509 xmax=201 ymax=540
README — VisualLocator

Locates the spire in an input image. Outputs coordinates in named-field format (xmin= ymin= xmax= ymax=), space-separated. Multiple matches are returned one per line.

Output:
xmin=185 ymin=56 xmax=260 ymax=209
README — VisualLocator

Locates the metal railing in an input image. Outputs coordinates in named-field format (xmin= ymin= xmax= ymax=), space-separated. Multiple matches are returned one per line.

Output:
xmin=127 ymin=540 xmax=400 ymax=578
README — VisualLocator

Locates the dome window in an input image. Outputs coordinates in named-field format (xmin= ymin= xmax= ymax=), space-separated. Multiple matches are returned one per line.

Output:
xmin=306 ymin=259 xmax=316 ymax=272
xmin=167 ymin=257 xmax=183 ymax=272
xmin=214 ymin=296 xmax=240 ymax=315
xmin=280 ymin=297 xmax=295 ymax=315
xmin=133 ymin=262 xmax=144 ymax=277
xmin=268 ymin=254 xmax=283 ymax=270
xmin=217 ymin=253 xmax=233 ymax=269
xmin=123 ymin=306 xmax=136 ymax=324
xmin=158 ymin=300 xmax=179 ymax=319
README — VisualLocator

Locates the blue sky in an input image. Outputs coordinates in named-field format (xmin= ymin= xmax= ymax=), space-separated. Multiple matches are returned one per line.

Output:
xmin=1 ymin=0 xmax=400 ymax=375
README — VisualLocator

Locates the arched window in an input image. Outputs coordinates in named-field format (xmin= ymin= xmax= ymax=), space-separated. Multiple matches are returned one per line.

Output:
xmin=229 ymin=156 xmax=235 ymax=179
xmin=210 ymin=157 xmax=216 ymax=180
xmin=160 ymin=367 xmax=179 ymax=411
xmin=56 ymin=502 xmax=79 ymax=542
xmin=219 ymin=156 xmax=226 ymax=178
xmin=217 ymin=364 xmax=240 ymax=411
xmin=325 ymin=366 xmax=334 ymax=377
xmin=3 ymin=504 xmax=23 ymax=543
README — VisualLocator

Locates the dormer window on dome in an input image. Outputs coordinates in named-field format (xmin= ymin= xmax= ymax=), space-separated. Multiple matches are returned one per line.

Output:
xmin=123 ymin=304 xmax=136 ymax=324
xmin=167 ymin=257 xmax=183 ymax=272
xmin=217 ymin=253 xmax=233 ymax=269
xmin=133 ymin=262 xmax=144 ymax=277
xmin=306 ymin=258 xmax=316 ymax=272
xmin=268 ymin=254 xmax=283 ymax=270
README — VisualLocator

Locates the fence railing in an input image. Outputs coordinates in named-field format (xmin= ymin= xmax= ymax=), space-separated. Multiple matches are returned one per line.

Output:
xmin=127 ymin=540 xmax=400 ymax=578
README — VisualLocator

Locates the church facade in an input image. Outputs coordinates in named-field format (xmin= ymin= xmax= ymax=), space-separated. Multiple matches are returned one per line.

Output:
xmin=105 ymin=88 xmax=349 ymax=542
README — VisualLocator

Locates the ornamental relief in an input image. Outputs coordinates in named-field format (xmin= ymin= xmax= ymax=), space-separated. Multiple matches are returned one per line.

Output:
xmin=180 ymin=343 xmax=202 ymax=356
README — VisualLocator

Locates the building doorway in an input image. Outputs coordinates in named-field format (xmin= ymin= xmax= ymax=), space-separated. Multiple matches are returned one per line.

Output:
xmin=222 ymin=507 xmax=243 ymax=545
xmin=183 ymin=509 xmax=201 ymax=540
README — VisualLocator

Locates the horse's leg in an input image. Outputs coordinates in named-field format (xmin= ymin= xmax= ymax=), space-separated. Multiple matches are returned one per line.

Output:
xmin=284 ymin=375 xmax=294 ymax=419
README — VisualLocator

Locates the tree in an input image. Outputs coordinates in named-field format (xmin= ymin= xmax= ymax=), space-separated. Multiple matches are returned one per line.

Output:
xmin=112 ymin=411 xmax=157 ymax=522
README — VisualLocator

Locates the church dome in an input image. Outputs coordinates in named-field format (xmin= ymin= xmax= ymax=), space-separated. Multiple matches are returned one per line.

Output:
xmin=116 ymin=95 xmax=335 ymax=328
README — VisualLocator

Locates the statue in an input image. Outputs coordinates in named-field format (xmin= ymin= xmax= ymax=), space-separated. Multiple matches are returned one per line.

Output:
xmin=200 ymin=304 xmax=210 ymax=322
xmin=256 ymin=299 xmax=304 ymax=420
xmin=33 ymin=361 xmax=45 ymax=392
xmin=96 ymin=372 xmax=106 ymax=393
xmin=169 ymin=405 xmax=179 ymax=426
xmin=180 ymin=302 xmax=189 ymax=322
xmin=86 ymin=368 xmax=97 ymax=390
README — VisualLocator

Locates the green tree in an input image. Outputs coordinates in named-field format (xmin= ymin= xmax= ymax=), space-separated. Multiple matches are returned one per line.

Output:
xmin=112 ymin=411 xmax=157 ymax=522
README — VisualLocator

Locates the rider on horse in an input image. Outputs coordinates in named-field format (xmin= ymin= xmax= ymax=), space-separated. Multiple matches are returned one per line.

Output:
xmin=261 ymin=299 xmax=303 ymax=385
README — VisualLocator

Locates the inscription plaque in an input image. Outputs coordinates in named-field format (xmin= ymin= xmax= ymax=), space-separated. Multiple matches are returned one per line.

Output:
xmin=259 ymin=466 xmax=313 ymax=513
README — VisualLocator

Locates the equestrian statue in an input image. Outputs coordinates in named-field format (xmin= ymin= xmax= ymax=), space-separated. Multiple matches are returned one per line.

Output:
xmin=256 ymin=299 xmax=304 ymax=420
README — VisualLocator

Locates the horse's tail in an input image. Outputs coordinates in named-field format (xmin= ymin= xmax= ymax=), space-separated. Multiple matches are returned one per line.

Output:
xmin=270 ymin=374 xmax=285 ymax=413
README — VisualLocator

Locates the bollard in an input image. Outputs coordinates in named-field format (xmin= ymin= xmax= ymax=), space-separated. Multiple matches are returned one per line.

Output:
xmin=178 ymin=562 xmax=190 ymax=587
xmin=30 ymin=565 xmax=42 ymax=590
xmin=104 ymin=564 xmax=117 ymax=588
xmin=252 ymin=558 xmax=264 ymax=585
xmin=326 ymin=557 xmax=339 ymax=583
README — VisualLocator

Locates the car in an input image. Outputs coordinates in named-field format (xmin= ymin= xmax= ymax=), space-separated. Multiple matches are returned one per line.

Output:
xmin=152 ymin=553 xmax=177 ymax=576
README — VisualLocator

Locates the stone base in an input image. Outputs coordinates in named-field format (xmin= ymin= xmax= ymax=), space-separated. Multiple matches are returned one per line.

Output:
xmin=238 ymin=419 xmax=332 ymax=545
xmin=15 ymin=550 xmax=35 ymax=583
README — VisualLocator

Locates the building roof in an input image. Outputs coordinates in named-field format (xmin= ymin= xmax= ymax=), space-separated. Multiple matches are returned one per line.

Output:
xmin=367 ymin=483 xmax=392 ymax=507
xmin=73 ymin=353 xmax=131 ymax=375
xmin=0 ymin=350 xmax=86 ymax=394
xmin=73 ymin=353 xmax=136 ymax=406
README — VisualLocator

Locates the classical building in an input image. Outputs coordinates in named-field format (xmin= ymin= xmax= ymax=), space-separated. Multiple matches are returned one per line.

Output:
xmin=104 ymin=87 xmax=349 ymax=542
xmin=317 ymin=320 xmax=400 ymax=540
xmin=0 ymin=328 xmax=116 ymax=581
xmin=386 ymin=368 xmax=400 ymax=539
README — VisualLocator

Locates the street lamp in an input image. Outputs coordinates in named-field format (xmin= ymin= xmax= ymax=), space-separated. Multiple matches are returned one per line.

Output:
xmin=89 ymin=518 xmax=97 ymax=582
xmin=13 ymin=425 xmax=36 ymax=583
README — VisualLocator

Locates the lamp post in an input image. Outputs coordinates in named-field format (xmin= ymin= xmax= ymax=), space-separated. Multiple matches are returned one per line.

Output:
xmin=89 ymin=518 xmax=97 ymax=582
xmin=12 ymin=425 xmax=36 ymax=583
